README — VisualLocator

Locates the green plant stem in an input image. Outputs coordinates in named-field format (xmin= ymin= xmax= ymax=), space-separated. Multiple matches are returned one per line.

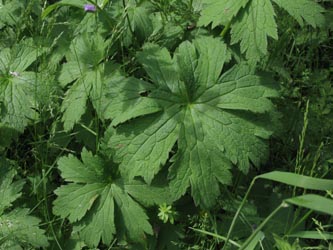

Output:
xmin=221 ymin=21 xmax=231 ymax=38
xmin=190 ymin=227 xmax=241 ymax=248
xmin=122 ymin=0 xmax=135 ymax=38
xmin=222 ymin=178 xmax=257 ymax=250
xmin=287 ymin=210 xmax=313 ymax=235
xmin=239 ymin=202 xmax=287 ymax=250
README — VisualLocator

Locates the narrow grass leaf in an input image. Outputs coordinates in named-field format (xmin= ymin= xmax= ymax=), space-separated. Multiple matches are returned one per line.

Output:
xmin=189 ymin=227 xmax=241 ymax=248
xmin=285 ymin=194 xmax=333 ymax=215
xmin=257 ymin=171 xmax=333 ymax=191
xmin=244 ymin=231 xmax=265 ymax=250
xmin=288 ymin=231 xmax=333 ymax=240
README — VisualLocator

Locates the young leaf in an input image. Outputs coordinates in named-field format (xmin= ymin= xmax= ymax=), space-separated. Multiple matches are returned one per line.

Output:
xmin=53 ymin=149 xmax=166 ymax=247
xmin=108 ymin=37 xmax=278 ymax=208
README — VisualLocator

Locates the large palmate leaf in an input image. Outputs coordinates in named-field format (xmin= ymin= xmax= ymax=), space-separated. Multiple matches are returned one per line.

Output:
xmin=0 ymin=159 xmax=49 ymax=248
xmin=198 ymin=0 xmax=325 ymax=61
xmin=107 ymin=37 xmax=278 ymax=208
xmin=0 ymin=39 xmax=43 ymax=131
xmin=53 ymin=149 xmax=169 ymax=247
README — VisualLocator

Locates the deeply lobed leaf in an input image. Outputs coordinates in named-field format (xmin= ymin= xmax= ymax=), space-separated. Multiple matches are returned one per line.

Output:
xmin=108 ymin=37 xmax=278 ymax=208
xmin=53 ymin=149 xmax=167 ymax=247
xmin=199 ymin=0 xmax=325 ymax=61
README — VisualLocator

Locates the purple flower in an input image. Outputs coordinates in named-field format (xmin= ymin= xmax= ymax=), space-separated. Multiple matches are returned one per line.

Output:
xmin=84 ymin=4 xmax=96 ymax=12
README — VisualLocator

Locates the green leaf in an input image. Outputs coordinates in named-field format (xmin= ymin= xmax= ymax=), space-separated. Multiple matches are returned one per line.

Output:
xmin=272 ymin=0 xmax=325 ymax=27
xmin=0 ymin=160 xmax=25 ymax=215
xmin=137 ymin=43 xmax=180 ymax=94
xmin=53 ymin=150 xmax=161 ymax=247
xmin=285 ymin=194 xmax=333 ymax=215
xmin=112 ymin=183 xmax=153 ymax=241
xmin=193 ymin=36 xmax=231 ymax=96
xmin=273 ymin=234 xmax=299 ymax=250
xmin=53 ymin=183 xmax=104 ymax=222
xmin=101 ymin=71 xmax=161 ymax=125
xmin=110 ymin=106 xmax=181 ymax=184
xmin=198 ymin=0 xmax=249 ymax=27
xmin=288 ymin=231 xmax=333 ymax=240
xmin=76 ymin=185 xmax=116 ymax=247
xmin=257 ymin=171 xmax=333 ymax=191
xmin=231 ymin=0 xmax=278 ymax=61
xmin=109 ymin=37 xmax=278 ymax=208
xmin=127 ymin=3 xmax=153 ymax=41
xmin=59 ymin=34 xmax=108 ymax=130
xmin=169 ymin=106 xmax=233 ymax=208
xmin=42 ymin=0 xmax=86 ymax=19
xmin=0 ymin=209 xmax=49 ymax=248
xmin=0 ymin=0 xmax=25 ymax=28
xmin=61 ymin=78 xmax=90 ymax=131
xmin=243 ymin=231 xmax=265 ymax=250
xmin=0 ymin=159 xmax=48 ymax=248
xmin=124 ymin=180 xmax=172 ymax=206
xmin=0 ymin=39 xmax=43 ymax=131
xmin=199 ymin=64 xmax=279 ymax=113
xmin=198 ymin=0 xmax=325 ymax=61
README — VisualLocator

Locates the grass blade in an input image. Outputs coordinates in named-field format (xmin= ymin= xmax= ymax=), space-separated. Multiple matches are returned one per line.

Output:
xmin=285 ymin=194 xmax=333 ymax=215
xmin=257 ymin=171 xmax=333 ymax=191
xmin=189 ymin=227 xmax=241 ymax=248
xmin=288 ymin=231 xmax=333 ymax=240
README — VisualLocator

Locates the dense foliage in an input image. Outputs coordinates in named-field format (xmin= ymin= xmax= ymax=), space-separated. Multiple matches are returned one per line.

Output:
xmin=0 ymin=0 xmax=332 ymax=249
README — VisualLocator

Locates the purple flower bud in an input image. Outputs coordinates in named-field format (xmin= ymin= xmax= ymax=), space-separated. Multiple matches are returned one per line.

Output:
xmin=84 ymin=4 xmax=96 ymax=12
